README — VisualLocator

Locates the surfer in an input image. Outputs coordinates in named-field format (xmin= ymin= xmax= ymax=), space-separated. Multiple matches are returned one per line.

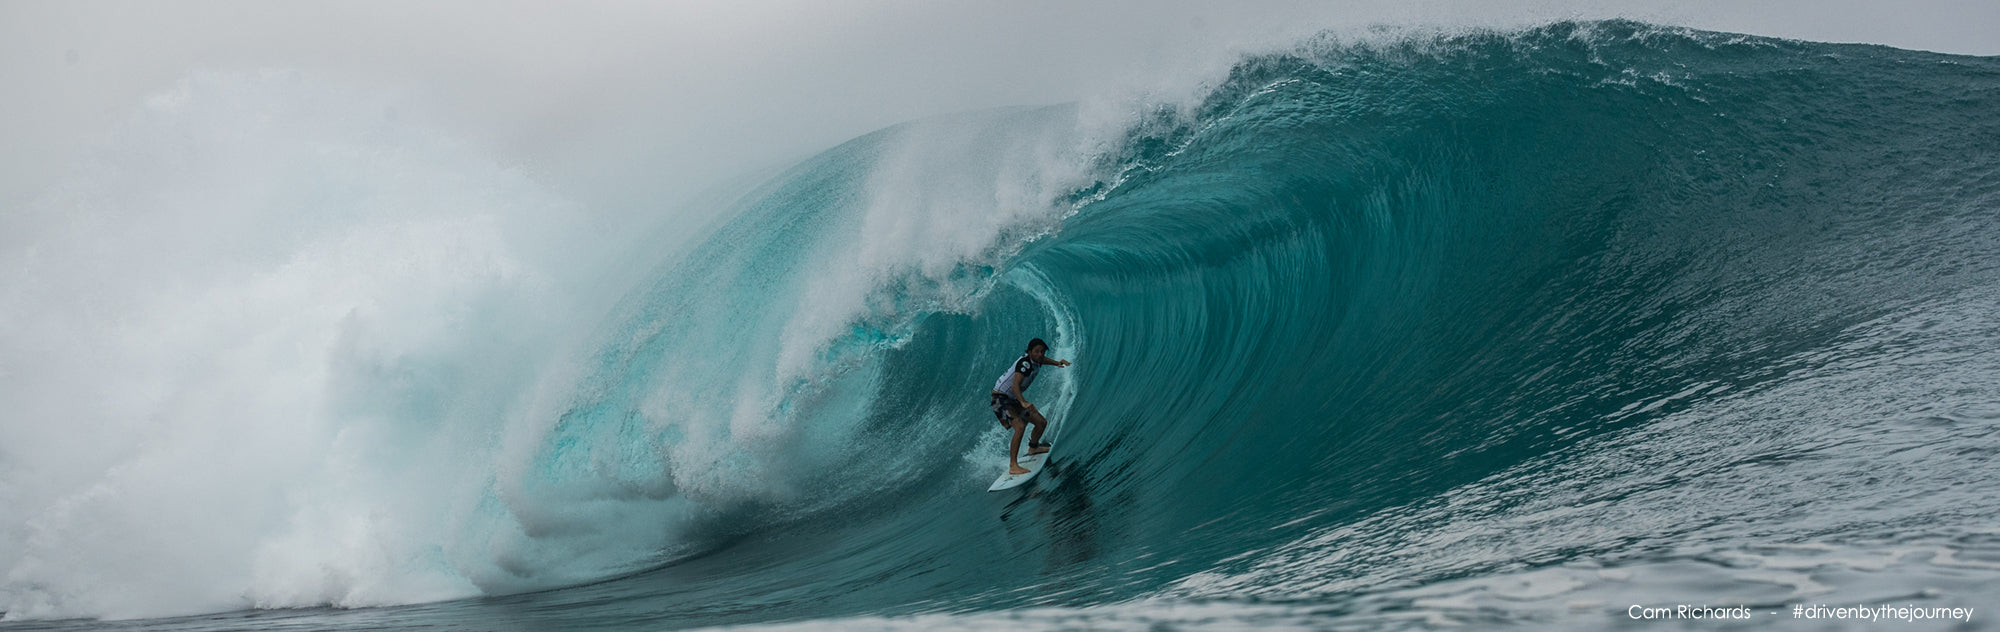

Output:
xmin=990 ymin=338 xmax=1070 ymax=475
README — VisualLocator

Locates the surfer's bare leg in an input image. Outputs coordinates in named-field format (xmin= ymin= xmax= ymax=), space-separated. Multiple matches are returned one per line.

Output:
xmin=1008 ymin=418 xmax=1031 ymax=475
xmin=1025 ymin=409 xmax=1049 ymax=455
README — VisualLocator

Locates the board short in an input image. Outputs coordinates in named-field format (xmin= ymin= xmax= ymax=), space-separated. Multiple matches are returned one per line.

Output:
xmin=990 ymin=392 xmax=1027 ymax=428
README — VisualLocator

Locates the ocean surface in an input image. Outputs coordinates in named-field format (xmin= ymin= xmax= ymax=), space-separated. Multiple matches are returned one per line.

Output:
xmin=3 ymin=20 xmax=1999 ymax=631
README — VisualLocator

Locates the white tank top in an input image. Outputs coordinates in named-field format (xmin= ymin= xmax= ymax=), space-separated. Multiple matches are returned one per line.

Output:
xmin=992 ymin=354 xmax=1039 ymax=396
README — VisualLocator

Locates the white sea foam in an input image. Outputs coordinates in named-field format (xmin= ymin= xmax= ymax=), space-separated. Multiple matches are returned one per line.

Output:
xmin=687 ymin=599 xmax=1334 ymax=632
xmin=0 ymin=70 xmax=603 ymax=619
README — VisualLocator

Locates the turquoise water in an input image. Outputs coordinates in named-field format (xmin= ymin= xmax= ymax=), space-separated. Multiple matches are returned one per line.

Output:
xmin=5 ymin=21 xmax=1999 ymax=630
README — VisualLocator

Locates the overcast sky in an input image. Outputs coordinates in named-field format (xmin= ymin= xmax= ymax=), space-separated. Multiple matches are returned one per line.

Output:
xmin=3 ymin=0 xmax=1996 ymax=212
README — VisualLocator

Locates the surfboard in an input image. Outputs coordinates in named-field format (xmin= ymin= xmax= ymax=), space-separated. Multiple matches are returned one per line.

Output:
xmin=988 ymin=445 xmax=1051 ymax=491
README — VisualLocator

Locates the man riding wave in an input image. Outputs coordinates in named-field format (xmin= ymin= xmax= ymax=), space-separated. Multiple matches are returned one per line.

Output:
xmin=990 ymin=338 xmax=1070 ymax=475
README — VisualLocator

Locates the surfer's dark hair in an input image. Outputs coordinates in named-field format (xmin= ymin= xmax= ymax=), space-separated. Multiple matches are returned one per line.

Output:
xmin=1026 ymin=338 xmax=1049 ymax=353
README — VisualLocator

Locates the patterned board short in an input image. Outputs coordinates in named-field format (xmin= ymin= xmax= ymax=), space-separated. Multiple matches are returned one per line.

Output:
xmin=990 ymin=392 xmax=1026 ymax=428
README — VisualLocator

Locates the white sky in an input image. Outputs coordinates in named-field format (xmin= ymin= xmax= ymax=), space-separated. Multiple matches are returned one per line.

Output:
xmin=2 ymin=0 xmax=1996 ymax=212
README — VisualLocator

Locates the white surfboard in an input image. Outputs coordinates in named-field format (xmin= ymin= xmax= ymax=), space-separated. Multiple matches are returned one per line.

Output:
xmin=988 ymin=445 xmax=1052 ymax=491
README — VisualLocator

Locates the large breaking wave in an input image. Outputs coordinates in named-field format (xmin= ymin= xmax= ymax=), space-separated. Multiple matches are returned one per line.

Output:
xmin=4 ymin=21 xmax=1999 ymax=629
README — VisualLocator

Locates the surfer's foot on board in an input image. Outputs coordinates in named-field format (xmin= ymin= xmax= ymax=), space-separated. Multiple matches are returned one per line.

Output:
xmin=1009 ymin=464 xmax=1031 ymax=475
xmin=1026 ymin=445 xmax=1049 ymax=456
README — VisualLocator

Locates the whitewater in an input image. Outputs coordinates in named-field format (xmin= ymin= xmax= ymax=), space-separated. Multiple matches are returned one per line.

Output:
xmin=4 ymin=19 xmax=2000 ymax=631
